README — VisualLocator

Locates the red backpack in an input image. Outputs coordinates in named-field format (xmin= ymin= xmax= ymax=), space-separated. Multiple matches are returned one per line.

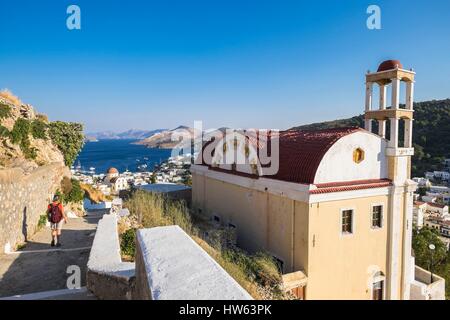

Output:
xmin=48 ymin=203 xmax=63 ymax=223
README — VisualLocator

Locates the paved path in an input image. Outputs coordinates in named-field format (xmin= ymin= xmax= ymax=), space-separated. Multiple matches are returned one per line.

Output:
xmin=0 ymin=210 xmax=107 ymax=299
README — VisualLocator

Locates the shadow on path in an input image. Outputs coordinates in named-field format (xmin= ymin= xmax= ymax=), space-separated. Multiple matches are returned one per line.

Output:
xmin=0 ymin=211 xmax=106 ymax=298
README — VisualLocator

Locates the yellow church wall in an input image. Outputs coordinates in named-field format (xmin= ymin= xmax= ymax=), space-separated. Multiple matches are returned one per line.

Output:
xmin=305 ymin=195 xmax=389 ymax=300
xmin=293 ymin=201 xmax=310 ymax=273
xmin=192 ymin=174 xmax=310 ymax=273
xmin=192 ymin=172 xmax=407 ymax=300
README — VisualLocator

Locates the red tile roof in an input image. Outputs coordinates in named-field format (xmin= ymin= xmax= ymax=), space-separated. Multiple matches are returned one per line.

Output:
xmin=427 ymin=202 xmax=447 ymax=209
xmin=199 ymin=127 xmax=363 ymax=185
xmin=377 ymin=59 xmax=403 ymax=72
xmin=310 ymin=179 xmax=391 ymax=194
xmin=107 ymin=167 xmax=119 ymax=174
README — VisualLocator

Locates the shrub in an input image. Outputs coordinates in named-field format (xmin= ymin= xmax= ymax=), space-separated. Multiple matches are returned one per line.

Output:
xmin=38 ymin=214 xmax=48 ymax=229
xmin=125 ymin=190 xmax=194 ymax=234
xmin=223 ymin=250 xmax=281 ymax=288
xmin=412 ymin=226 xmax=447 ymax=267
xmin=120 ymin=228 xmax=136 ymax=257
xmin=31 ymin=119 xmax=48 ymax=140
xmin=61 ymin=178 xmax=84 ymax=204
xmin=0 ymin=125 xmax=9 ymax=138
xmin=61 ymin=176 xmax=73 ymax=195
xmin=0 ymin=103 xmax=11 ymax=119
xmin=10 ymin=118 xmax=37 ymax=160
xmin=48 ymin=121 xmax=84 ymax=166
xmin=10 ymin=118 xmax=30 ymax=144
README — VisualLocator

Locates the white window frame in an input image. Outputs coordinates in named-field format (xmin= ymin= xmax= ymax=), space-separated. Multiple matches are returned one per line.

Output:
xmin=340 ymin=208 xmax=355 ymax=236
xmin=370 ymin=203 xmax=384 ymax=230
xmin=370 ymin=272 xmax=386 ymax=300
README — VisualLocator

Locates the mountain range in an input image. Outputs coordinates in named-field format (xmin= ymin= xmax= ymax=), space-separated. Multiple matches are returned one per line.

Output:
xmin=134 ymin=126 xmax=196 ymax=149
xmin=85 ymin=129 xmax=167 ymax=141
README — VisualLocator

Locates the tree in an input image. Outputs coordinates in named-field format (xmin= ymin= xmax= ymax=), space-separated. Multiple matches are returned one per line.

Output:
xmin=150 ymin=173 xmax=156 ymax=184
xmin=412 ymin=226 xmax=447 ymax=268
xmin=48 ymin=121 xmax=84 ymax=166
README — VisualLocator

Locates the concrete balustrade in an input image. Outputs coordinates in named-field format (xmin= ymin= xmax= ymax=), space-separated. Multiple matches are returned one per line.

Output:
xmin=86 ymin=213 xmax=135 ymax=299
xmin=87 ymin=216 xmax=252 ymax=300
xmin=134 ymin=225 xmax=252 ymax=300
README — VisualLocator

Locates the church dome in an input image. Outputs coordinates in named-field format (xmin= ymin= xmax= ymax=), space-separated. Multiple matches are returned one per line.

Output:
xmin=377 ymin=60 xmax=403 ymax=72
xmin=106 ymin=167 xmax=119 ymax=174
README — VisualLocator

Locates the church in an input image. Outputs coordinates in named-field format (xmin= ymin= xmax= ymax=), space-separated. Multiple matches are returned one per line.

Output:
xmin=191 ymin=60 xmax=445 ymax=299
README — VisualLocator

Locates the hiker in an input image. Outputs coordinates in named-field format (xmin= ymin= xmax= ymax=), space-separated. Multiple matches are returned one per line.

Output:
xmin=47 ymin=195 xmax=68 ymax=247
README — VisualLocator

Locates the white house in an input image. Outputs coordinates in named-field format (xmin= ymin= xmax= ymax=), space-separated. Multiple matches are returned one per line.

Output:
xmin=413 ymin=202 xmax=426 ymax=228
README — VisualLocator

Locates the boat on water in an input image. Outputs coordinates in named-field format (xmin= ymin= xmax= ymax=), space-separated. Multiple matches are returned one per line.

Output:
xmin=137 ymin=164 xmax=148 ymax=171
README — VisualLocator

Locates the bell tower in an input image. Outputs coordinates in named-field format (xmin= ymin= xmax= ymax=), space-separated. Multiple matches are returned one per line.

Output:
xmin=365 ymin=60 xmax=417 ymax=300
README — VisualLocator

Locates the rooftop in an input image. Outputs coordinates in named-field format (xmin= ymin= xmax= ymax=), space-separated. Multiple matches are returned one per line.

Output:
xmin=137 ymin=183 xmax=191 ymax=193
xmin=377 ymin=59 xmax=403 ymax=72
xmin=200 ymin=127 xmax=364 ymax=185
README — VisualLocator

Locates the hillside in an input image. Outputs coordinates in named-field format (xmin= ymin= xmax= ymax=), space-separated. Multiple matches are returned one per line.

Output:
xmin=135 ymin=126 xmax=195 ymax=149
xmin=291 ymin=99 xmax=450 ymax=177
xmin=0 ymin=90 xmax=84 ymax=171
xmin=86 ymin=129 xmax=166 ymax=140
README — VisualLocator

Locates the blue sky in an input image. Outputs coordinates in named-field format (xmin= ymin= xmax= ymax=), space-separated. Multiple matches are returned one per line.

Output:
xmin=1 ymin=0 xmax=449 ymax=132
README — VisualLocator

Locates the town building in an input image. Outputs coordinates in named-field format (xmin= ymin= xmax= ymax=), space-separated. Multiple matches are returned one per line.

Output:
xmin=191 ymin=60 xmax=445 ymax=299
xmin=104 ymin=167 xmax=129 ymax=193
xmin=412 ymin=177 xmax=431 ymax=188
xmin=413 ymin=201 xmax=427 ymax=228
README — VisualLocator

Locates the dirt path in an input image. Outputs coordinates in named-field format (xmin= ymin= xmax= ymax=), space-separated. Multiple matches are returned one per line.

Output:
xmin=0 ymin=210 xmax=107 ymax=299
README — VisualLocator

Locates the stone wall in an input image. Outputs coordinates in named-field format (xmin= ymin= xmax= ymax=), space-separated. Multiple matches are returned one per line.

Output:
xmin=0 ymin=162 xmax=69 ymax=253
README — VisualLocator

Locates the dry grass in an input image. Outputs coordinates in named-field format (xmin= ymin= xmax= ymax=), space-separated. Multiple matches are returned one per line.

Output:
xmin=0 ymin=89 xmax=22 ymax=106
xmin=124 ymin=190 xmax=194 ymax=234
xmin=192 ymin=235 xmax=263 ymax=299
xmin=80 ymin=183 xmax=110 ymax=203
xmin=123 ymin=190 xmax=288 ymax=300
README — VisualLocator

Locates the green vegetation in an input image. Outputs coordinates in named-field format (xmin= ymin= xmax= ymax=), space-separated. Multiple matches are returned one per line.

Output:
xmin=120 ymin=228 xmax=136 ymax=258
xmin=10 ymin=118 xmax=30 ymax=144
xmin=10 ymin=118 xmax=37 ymax=160
xmin=122 ymin=191 xmax=288 ymax=299
xmin=59 ymin=177 xmax=84 ymax=204
xmin=412 ymin=226 xmax=450 ymax=298
xmin=292 ymin=99 xmax=450 ymax=177
xmin=48 ymin=121 xmax=84 ymax=166
xmin=0 ymin=125 xmax=9 ymax=138
xmin=38 ymin=214 xmax=48 ymax=230
xmin=0 ymin=103 xmax=11 ymax=119
xmin=31 ymin=119 xmax=48 ymax=140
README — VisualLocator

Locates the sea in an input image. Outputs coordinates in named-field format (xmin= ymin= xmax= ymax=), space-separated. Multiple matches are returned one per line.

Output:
xmin=75 ymin=139 xmax=172 ymax=175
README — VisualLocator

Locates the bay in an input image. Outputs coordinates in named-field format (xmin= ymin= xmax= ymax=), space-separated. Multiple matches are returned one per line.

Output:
xmin=75 ymin=139 xmax=172 ymax=174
